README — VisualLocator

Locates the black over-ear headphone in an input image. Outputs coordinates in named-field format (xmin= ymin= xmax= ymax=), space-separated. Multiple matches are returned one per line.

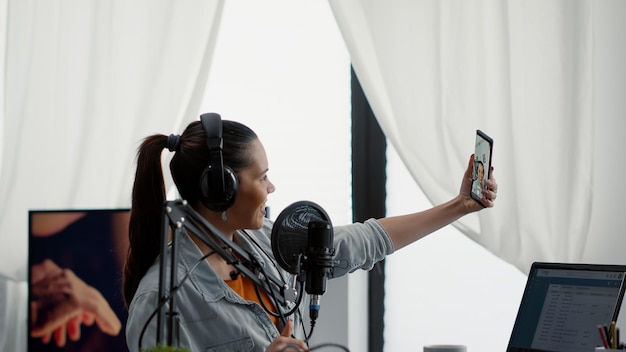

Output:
xmin=199 ymin=113 xmax=238 ymax=212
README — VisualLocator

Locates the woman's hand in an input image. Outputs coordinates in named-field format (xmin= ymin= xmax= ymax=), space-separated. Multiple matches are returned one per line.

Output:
xmin=460 ymin=154 xmax=498 ymax=213
xmin=30 ymin=259 xmax=122 ymax=347
xmin=266 ymin=320 xmax=308 ymax=352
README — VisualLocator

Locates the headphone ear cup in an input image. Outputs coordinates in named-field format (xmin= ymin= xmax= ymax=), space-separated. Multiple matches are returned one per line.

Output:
xmin=200 ymin=164 xmax=239 ymax=212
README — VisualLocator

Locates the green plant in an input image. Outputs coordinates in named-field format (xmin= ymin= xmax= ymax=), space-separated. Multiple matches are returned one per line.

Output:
xmin=140 ymin=344 xmax=191 ymax=352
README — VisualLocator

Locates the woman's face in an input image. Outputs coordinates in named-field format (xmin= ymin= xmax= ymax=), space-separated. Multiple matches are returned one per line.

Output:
xmin=227 ymin=139 xmax=275 ymax=230
xmin=477 ymin=163 xmax=484 ymax=181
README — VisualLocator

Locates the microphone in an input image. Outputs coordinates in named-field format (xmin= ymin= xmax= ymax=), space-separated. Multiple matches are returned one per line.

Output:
xmin=304 ymin=220 xmax=335 ymax=322
xmin=270 ymin=200 xmax=335 ymax=326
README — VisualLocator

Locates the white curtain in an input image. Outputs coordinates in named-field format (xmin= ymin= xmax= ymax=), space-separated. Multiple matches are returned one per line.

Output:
xmin=3 ymin=0 xmax=626 ymax=350
xmin=329 ymin=0 xmax=626 ymax=274
xmin=0 ymin=0 xmax=224 ymax=350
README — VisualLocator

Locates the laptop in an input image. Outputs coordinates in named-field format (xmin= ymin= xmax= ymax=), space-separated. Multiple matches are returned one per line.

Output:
xmin=506 ymin=262 xmax=626 ymax=352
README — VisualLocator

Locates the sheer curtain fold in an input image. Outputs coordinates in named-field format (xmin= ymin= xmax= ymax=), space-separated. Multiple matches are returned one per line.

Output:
xmin=0 ymin=1 xmax=224 ymax=350
xmin=329 ymin=0 xmax=625 ymax=274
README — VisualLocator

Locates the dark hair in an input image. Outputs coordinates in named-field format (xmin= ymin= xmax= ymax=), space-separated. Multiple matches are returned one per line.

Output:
xmin=122 ymin=119 xmax=258 ymax=306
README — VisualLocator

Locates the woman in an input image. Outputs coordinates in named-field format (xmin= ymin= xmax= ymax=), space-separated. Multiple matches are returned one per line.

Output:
xmin=472 ymin=160 xmax=485 ymax=200
xmin=123 ymin=113 xmax=497 ymax=352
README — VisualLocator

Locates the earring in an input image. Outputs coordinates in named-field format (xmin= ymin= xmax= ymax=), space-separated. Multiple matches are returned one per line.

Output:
xmin=221 ymin=211 xmax=227 ymax=222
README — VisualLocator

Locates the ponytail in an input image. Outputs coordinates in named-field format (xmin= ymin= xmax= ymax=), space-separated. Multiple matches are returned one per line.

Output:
xmin=122 ymin=134 xmax=168 ymax=306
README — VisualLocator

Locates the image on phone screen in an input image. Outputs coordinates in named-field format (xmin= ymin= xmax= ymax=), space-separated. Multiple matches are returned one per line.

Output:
xmin=471 ymin=130 xmax=493 ymax=205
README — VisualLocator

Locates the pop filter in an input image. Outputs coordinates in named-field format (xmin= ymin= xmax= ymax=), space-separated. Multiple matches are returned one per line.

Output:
xmin=271 ymin=200 xmax=332 ymax=274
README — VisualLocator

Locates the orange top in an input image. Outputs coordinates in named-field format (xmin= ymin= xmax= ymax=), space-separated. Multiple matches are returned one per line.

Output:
xmin=226 ymin=274 xmax=279 ymax=327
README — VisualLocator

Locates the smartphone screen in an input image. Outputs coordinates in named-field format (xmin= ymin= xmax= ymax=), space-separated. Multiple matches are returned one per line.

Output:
xmin=471 ymin=130 xmax=493 ymax=205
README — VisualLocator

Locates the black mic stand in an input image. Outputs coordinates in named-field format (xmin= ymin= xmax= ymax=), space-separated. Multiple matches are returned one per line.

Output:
xmin=155 ymin=199 xmax=299 ymax=347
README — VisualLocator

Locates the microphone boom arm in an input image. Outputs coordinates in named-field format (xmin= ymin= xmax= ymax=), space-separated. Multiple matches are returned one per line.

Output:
xmin=156 ymin=199 xmax=296 ymax=347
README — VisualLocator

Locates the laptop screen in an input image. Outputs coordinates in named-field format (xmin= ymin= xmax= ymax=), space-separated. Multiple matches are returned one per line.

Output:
xmin=507 ymin=262 xmax=626 ymax=352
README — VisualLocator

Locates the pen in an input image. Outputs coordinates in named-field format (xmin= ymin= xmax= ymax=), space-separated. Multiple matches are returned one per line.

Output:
xmin=604 ymin=324 xmax=612 ymax=348
xmin=611 ymin=321 xmax=617 ymax=349
xmin=599 ymin=324 xmax=610 ymax=349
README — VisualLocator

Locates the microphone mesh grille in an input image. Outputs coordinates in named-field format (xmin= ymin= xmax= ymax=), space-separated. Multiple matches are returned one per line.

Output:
xmin=271 ymin=201 xmax=331 ymax=274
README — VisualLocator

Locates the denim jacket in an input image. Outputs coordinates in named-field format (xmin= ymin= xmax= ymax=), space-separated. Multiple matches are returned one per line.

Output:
xmin=126 ymin=217 xmax=393 ymax=352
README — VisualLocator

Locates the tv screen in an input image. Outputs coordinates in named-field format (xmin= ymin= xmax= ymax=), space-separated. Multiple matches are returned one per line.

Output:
xmin=28 ymin=209 xmax=130 ymax=352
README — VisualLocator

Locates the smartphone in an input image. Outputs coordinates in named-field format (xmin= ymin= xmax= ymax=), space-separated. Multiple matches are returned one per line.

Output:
xmin=471 ymin=129 xmax=494 ymax=206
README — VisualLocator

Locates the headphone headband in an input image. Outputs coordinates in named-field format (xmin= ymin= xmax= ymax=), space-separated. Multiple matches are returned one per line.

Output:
xmin=201 ymin=113 xmax=223 ymax=151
